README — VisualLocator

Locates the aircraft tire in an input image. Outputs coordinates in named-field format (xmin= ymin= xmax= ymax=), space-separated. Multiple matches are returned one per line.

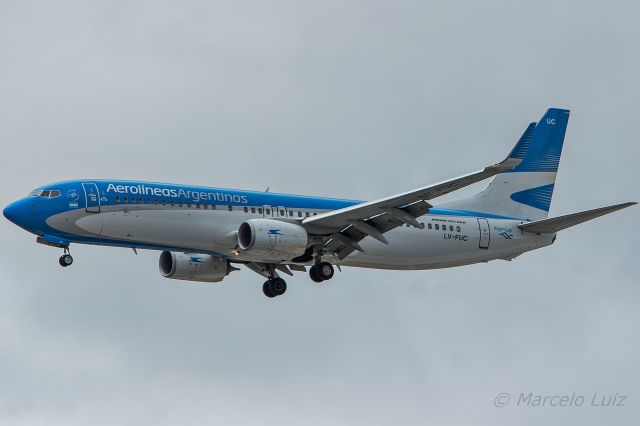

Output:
xmin=309 ymin=265 xmax=324 ymax=283
xmin=317 ymin=262 xmax=334 ymax=281
xmin=59 ymin=254 xmax=73 ymax=267
xmin=263 ymin=281 xmax=276 ymax=298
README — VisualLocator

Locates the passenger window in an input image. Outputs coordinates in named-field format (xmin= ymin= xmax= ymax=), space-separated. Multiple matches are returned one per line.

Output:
xmin=204 ymin=204 xmax=208 ymax=209
xmin=289 ymin=211 xmax=293 ymax=217
xmin=265 ymin=209 xmax=270 ymax=215
xmin=139 ymin=198 xmax=143 ymax=204
xmin=313 ymin=212 xmax=318 ymax=216
xmin=124 ymin=196 xmax=128 ymax=203
xmin=162 ymin=200 xmax=166 ymax=206
xmin=305 ymin=212 xmax=310 ymax=217
xmin=170 ymin=200 xmax=174 ymax=206
xmin=146 ymin=198 xmax=150 ymax=204
xmin=228 ymin=206 xmax=233 ymax=211
xmin=251 ymin=207 xmax=256 ymax=214
xmin=428 ymin=223 xmax=432 ymax=229
xmin=244 ymin=207 xmax=248 ymax=213
xmin=449 ymin=225 xmax=453 ymax=231
xmin=153 ymin=199 xmax=158 ymax=205
xmin=187 ymin=203 xmax=192 ymax=208
xmin=280 ymin=209 xmax=285 ymax=216
xmin=211 ymin=204 xmax=216 ymax=210
xmin=258 ymin=208 xmax=263 ymax=214
xmin=298 ymin=211 xmax=302 ymax=217
xmin=116 ymin=196 xmax=121 ymax=203
xmin=435 ymin=224 xmax=439 ymax=230
xmin=456 ymin=226 xmax=461 ymax=232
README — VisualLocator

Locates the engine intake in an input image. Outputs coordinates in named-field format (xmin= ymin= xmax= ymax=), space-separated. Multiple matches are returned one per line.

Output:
xmin=159 ymin=251 xmax=231 ymax=283
xmin=237 ymin=218 xmax=308 ymax=259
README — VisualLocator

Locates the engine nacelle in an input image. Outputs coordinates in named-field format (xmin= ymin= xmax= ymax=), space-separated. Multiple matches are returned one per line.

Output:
xmin=237 ymin=218 xmax=309 ymax=259
xmin=159 ymin=251 xmax=231 ymax=283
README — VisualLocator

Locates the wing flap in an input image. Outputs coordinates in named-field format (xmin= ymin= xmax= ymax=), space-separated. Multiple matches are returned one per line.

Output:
xmin=327 ymin=201 xmax=430 ymax=260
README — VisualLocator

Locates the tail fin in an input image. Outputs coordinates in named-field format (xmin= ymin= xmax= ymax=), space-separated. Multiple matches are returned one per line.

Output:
xmin=440 ymin=108 xmax=570 ymax=221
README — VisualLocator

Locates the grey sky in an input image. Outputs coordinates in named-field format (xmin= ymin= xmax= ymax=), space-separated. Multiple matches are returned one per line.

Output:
xmin=1 ymin=1 xmax=638 ymax=424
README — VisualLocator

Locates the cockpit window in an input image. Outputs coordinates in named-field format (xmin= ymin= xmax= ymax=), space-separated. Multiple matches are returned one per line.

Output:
xmin=27 ymin=189 xmax=61 ymax=198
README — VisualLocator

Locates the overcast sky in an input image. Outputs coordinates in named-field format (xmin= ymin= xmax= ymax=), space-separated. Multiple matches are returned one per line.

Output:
xmin=1 ymin=1 xmax=639 ymax=425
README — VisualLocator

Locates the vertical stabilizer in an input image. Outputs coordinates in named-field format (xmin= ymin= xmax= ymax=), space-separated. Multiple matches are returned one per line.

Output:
xmin=439 ymin=108 xmax=570 ymax=221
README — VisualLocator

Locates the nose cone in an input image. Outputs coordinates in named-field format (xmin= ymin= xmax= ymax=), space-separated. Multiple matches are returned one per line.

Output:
xmin=3 ymin=199 xmax=25 ymax=225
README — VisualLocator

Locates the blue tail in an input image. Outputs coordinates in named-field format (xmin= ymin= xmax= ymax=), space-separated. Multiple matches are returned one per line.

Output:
xmin=440 ymin=108 xmax=570 ymax=220
xmin=507 ymin=108 xmax=569 ymax=174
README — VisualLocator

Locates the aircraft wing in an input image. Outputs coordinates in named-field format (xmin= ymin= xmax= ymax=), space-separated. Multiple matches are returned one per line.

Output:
xmin=301 ymin=123 xmax=537 ymax=260
xmin=303 ymin=122 xmax=535 ymax=235
xmin=303 ymin=159 xmax=521 ymax=260
xmin=301 ymin=141 xmax=535 ymax=260
xmin=303 ymin=158 xmax=520 ymax=232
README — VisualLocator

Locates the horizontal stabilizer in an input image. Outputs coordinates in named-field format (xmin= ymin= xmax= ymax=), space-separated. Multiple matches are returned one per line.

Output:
xmin=518 ymin=202 xmax=636 ymax=234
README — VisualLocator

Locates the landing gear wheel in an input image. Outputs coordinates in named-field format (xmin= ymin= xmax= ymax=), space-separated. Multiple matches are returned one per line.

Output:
xmin=316 ymin=262 xmax=334 ymax=281
xmin=309 ymin=265 xmax=324 ymax=283
xmin=270 ymin=277 xmax=287 ymax=296
xmin=59 ymin=254 xmax=73 ymax=267
xmin=263 ymin=281 xmax=276 ymax=298
xmin=263 ymin=278 xmax=287 ymax=298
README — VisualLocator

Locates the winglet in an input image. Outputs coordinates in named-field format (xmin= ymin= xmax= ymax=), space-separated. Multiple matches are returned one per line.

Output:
xmin=518 ymin=202 xmax=636 ymax=234
xmin=507 ymin=122 xmax=536 ymax=161
xmin=486 ymin=122 xmax=536 ymax=172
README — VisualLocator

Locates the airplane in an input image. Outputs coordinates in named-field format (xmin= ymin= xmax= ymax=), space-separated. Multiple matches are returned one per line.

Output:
xmin=3 ymin=108 xmax=636 ymax=298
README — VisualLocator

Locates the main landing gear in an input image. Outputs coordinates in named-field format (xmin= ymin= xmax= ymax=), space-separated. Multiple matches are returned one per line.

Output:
xmin=259 ymin=258 xmax=335 ymax=298
xmin=262 ymin=264 xmax=287 ymax=298
xmin=59 ymin=251 xmax=73 ymax=267
xmin=309 ymin=261 xmax=334 ymax=283
xmin=263 ymin=277 xmax=287 ymax=298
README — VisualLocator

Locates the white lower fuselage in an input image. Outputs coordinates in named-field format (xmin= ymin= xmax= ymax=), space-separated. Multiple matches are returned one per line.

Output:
xmin=46 ymin=204 xmax=554 ymax=270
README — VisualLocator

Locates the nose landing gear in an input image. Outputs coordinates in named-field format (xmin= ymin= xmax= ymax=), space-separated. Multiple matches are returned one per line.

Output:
xmin=58 ymin=248 xmax=73 ymax=267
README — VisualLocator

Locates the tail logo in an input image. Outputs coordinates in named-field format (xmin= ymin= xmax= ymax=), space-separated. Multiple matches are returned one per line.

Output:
xmin=546 ymin=118 xmax=556 ymax=125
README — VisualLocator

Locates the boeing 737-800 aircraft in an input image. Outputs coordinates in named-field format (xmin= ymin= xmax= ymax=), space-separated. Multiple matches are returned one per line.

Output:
xmin=3 ymin=108 xmax=635 ymax=297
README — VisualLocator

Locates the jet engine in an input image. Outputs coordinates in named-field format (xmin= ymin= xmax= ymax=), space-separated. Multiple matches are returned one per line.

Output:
xmin=159 ymin=251 xmax=232 ymax=283
xmin=237 ymin=218 xmax=309 ymax=259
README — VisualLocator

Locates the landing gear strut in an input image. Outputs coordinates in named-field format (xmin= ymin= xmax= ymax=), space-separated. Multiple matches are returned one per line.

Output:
xmin=309 ymin=261 xmax=334 ymax=283
xmin=58 ymin=248 xmax=73 ymax=267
